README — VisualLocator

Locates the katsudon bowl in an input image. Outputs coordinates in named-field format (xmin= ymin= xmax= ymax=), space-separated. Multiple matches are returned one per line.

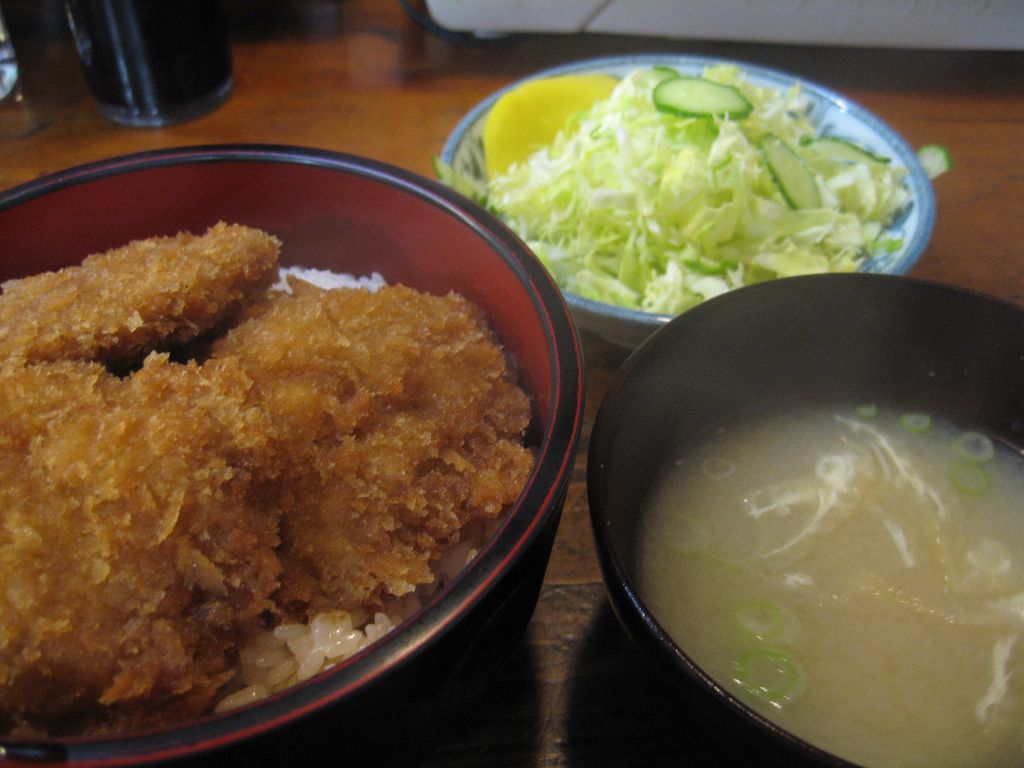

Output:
xmin=0 ymin=145 xmax=584 ymax=766
xmin=588 ymin=273 xmax=1024 ymax=767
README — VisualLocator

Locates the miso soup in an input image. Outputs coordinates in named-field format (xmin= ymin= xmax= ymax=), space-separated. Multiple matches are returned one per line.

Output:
xmin=638 ymin=407 xmax=1024 ymax=768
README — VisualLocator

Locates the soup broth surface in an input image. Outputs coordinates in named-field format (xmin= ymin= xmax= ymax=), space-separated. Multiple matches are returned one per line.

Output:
xmin=639 ymin=407 xmax=1024 ymax=768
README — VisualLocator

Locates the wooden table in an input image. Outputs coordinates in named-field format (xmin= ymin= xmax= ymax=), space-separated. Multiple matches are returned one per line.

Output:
xmin=2 ymin=2 xmax=1023 ymax=765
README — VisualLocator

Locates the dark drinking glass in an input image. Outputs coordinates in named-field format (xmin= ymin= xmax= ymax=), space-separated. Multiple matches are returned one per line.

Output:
xmin=65 ymin=0 xmax=232 ymax=127
xmin=0 ymin=6 xmax=19 ymax=102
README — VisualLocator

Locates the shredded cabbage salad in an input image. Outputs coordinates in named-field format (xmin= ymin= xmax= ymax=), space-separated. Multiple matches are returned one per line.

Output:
xmin=473 ymin=66 xmax=910 ymax=315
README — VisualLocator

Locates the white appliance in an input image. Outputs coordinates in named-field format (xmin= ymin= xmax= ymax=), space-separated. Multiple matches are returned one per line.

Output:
xmin=423 ymin=0 xmax=1023 ymax=50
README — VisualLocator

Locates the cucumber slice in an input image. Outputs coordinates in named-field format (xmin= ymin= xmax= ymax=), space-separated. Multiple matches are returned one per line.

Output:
xmin=917 ymin=143 xmax=952 ymax=180
xmin=760 ymin=135 xmax=821 ymax=210
xmin=653 ymin=76 xmax=753 ymax=119
xmin=803 ymin=136 xmax=891 ymax=165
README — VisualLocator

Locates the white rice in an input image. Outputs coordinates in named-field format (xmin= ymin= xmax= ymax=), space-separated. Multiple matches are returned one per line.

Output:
xmin=272 ymin=266 xmax=386 ymax=294
xmin=214 ymin=269 xmax=491 ymax=713
xmin=215 ymin=610 xmax=406 ymax=713
xmin=216 ymin=538 xmax=484 ymax=713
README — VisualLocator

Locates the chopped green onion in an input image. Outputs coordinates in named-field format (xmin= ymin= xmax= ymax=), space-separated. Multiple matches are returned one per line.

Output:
xmin=734 ymin=601 xmax=784 ymax=641
xmin=701 ymin=457 xmax=736 ymax=480
xmin=655 ymin=515 xmax=712 ymax=555
xmin=853 ymin=403 xmax=878 ymax=419
xmin=952 ymin=431 xmax=995 ymax=463
xmin=950 ymin=461 xmax=990 ymax=496
xmin=733 ymin=648 xmax=802 ymax=703
xmin=900 ymin=412 xmax=932 ymax=433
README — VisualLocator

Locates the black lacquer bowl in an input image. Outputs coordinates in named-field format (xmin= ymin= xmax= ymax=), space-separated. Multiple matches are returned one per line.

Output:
xmin=588 ymin=273 xmax=1024 ymax=767
xmin=0 ymin=145 xmax=584 ymax=766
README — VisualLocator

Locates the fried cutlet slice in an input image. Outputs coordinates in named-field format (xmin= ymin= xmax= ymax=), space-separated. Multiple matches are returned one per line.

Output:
xmin=0 ymin=355 xmax=282 ymax=736
xmin=210 ymin=280 xmax=536 ymax=618
xmin=0 ymin=223 xmax=280 ymax=367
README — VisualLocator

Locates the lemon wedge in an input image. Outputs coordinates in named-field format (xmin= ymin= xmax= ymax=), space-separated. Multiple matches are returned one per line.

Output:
xmin=482 ymin=73 xmax=618 ymax=177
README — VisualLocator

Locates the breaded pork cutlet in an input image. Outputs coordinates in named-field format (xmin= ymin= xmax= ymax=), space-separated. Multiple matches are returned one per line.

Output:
xmin=0 ymin=223 xmax=280 ymax=367
xmin=210 ymin=279 xmax=536 ymax=618
xmin=0 ymin=355 xmax=282 ymax=736
xmin=0 ymin=225 xmax=536 ymax=736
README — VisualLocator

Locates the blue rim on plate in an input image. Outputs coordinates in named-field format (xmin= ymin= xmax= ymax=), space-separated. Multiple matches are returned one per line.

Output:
xmin=441 ymin=54 xmax=937 ymax=349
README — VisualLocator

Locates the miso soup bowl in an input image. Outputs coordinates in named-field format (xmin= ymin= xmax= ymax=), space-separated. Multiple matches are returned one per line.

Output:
xmin=0 ymin=146 xmax=584 ymax=766
xmin=588 ymin=273 xmax=1024 ymax=766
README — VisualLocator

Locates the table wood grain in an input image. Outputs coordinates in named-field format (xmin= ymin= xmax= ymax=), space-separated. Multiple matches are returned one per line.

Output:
xmin=2 ymin=2 xmax=1023 ymax=765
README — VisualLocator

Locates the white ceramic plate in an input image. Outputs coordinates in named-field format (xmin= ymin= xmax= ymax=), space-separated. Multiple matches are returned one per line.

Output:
xmin=441 ymin=54 xmax=936 ymax=349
